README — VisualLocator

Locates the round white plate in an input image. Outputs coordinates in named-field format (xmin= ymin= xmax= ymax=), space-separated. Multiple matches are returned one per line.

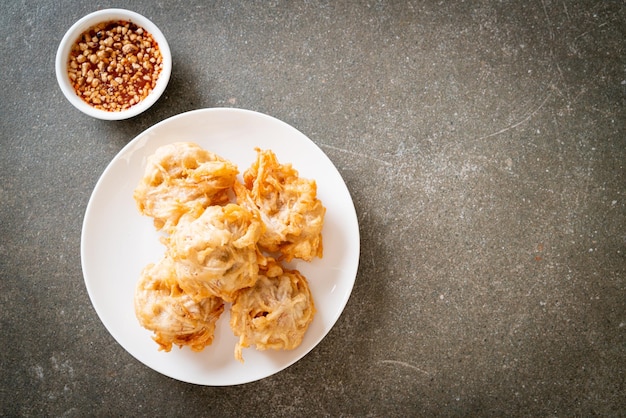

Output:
xmin=80 ymin=108 xmax=360 ymax=385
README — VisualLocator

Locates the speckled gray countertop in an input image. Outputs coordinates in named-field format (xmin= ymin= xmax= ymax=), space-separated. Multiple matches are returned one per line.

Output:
xmin=1 ymin=1 xmax=624 ymax=416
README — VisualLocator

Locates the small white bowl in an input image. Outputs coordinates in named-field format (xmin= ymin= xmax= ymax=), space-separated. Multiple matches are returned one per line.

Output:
xmin=56 ymin=9 xmax=172 ymax=120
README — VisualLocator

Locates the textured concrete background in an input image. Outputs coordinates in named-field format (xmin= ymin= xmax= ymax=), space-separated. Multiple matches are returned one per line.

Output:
xmin=1 ymin=0 xmax=624 ymax=416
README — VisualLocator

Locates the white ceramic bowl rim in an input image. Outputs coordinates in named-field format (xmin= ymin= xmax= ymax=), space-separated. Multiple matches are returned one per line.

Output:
xmin=55 ymin=9 xmax=172 ymax=120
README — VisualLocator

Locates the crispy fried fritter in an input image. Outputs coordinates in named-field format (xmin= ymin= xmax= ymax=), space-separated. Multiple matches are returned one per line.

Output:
xmin=235 ymin=148 xmax=325 ymax=262
xmin=134 ymin=144 xmax=324 ymax=359
xmin=166 ymin=204 xmax=264 ymax=302
xmin=230 ymin=259 xmax=316 ymax=362
xmin=134 ymin=256 xmax=225 ymax=352
xmin=133 ymin=142 xmax=238 ymax=231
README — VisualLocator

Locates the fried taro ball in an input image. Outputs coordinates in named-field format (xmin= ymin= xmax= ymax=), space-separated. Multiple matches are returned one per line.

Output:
xmin=134 ymin=256 xmax=225 ymax=352
xmin=235 ymin=148 xmax=325 ymax=262
xmin=166 ymin=203 xmax=264 ymax=302
xmin=133 ymin=142 xmax=238 ymax=231
xmin=230 ymin=259 xmax=316 ymax=362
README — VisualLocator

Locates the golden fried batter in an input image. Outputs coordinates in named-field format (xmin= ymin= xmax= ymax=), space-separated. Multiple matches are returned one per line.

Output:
xmin=235 ymin=148 xmax=325 ymax=262
xmin=166 ymin=204 xmax=264 ymax=302
xmin=230 ymin=260 xmax=316 ymax=362
xmin=133 ymin=142 xmax=238 ymax=231
xmin=134 ymin=144 xmax=325 ymax=360
xmin=134 ymin=256 xmax=225 ymax=352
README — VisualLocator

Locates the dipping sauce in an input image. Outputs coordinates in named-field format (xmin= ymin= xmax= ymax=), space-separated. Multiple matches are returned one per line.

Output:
xmin=67 ymin=20 xmax=163 ymax=112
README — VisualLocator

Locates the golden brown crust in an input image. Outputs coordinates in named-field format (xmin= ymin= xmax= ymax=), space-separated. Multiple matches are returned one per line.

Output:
xmin=133 ymin=144 xmax=323 ymax=359
xmin=229 ymin=260 xmax=316 ymax=362
xmin=134 ymin=257 xmax=225 ymax=352
xmin=133 ymin=142 xmax=238 ymax=231
xmin=235 ymin=148 xmax=325 ymax=262
xmin=165 ymin=204 xmax=264 ymax=302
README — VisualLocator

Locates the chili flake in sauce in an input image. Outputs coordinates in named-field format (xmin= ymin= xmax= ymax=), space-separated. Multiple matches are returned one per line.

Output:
xmin=67 ymin=20 xmax=163 ymax=112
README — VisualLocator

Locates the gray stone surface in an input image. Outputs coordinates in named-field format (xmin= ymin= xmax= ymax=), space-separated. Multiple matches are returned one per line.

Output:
xmin=1 ymin=0 xmax=624 ymax=416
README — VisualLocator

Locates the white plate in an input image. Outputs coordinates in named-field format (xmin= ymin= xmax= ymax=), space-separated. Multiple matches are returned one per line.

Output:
xmin=81 ymin=108 xmax=360 ymax=385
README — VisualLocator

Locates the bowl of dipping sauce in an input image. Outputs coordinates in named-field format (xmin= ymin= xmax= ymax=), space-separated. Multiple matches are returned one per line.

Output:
xmin=56 ymin=9 xmax=172 ymax=120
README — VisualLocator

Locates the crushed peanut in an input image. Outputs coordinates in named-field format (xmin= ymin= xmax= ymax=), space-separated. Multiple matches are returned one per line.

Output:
xmin=67 ymin=20 xmax=163 ymax=112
